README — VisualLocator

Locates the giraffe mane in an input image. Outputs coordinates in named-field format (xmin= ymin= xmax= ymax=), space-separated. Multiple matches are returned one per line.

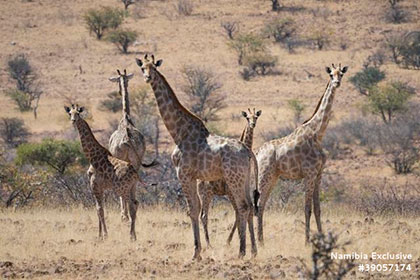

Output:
xmin=302 ymin=81 xmax=331 ymax=125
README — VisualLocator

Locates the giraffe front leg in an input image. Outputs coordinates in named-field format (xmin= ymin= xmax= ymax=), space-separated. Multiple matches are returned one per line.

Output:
xmin=128 ymin=194 xmax=138 ymax=241
xmin=180 ymin=176 xmax=202 ymax=261
xmin=120 ymin=196 xmax=129 ymax=222
xmin=199 ymin=181 xmax=213 ymax=248
xmin=93 ymin=188 xmax=107 ymax=240
xmin=256 ymin=169 xmax=277 ymax=246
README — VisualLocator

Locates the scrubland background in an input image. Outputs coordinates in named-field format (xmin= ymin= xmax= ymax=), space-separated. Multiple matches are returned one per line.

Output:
xmin=0 ymin=0 xmax=420 ymax=279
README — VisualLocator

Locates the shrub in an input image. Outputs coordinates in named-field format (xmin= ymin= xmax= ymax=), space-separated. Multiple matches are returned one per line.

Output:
xmin=367 ymin=81 xmax=413 ymax=124
xmin=399 ymin=31 xmax=420 ymax=69
xmin=307 ymin=29 xmax=331 ymax=50
xmin=99 ymin=91 xmax=122 ymax=112
xmin=287 ymin=99 xmax=306 ymax=123
xmin=182 ymin=66 xmax=226 ymax=123
xmin=106 ymin=29 xmax=137 ymax=53
xmin=243 ymin=52 xmax=277 ymax=76
xmin=270 ymin=0 xmax=281 ymax=11
xmin=6 ymin=54 xmax=43 ymax=117
xmin=349 ymin=67 xmax=385 ymax=95
xmin=16 ymin=139 xmax=87 ymax=174
xmin=83 ymin=7 xmax=125 ymax=39
xmin=363 ymin=49 xmax=386 ymax=68
xmin=175 ymin=0 xmax=193 ymax=16
xmin=221 ymin=21 xmax=238 ymax=40
xmin=228 ymin=33 xmax=266 ymax=65
xmin=385 ymin=5 xmax=409 ymax=24
xmin=121 ymin=0 xmax=136 ymax=10
xmin=262 ymin=18 xmax=296 ymax=44
xmin=0 ymin=118 xmax=30 ymax=148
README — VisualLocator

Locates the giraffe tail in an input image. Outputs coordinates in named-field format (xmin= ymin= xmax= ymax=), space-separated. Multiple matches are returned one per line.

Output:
xmin=249 ymin=149 xmax=260 ymax=216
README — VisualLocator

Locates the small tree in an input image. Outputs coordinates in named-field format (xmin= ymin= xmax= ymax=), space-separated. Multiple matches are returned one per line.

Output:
xmin=182 ymin=66 xmax=226 ymax=123
xmin=349 ymin=67 xmax=385 ymax=95
xmin=221 ymin=21 xmax=238 ymax=40
xmin=288 ymin=99 xmax=306 ymax=123
xmin=367 ymin=81 xmax=413 ymax=124
xmin=121 ymin=0 xmax=136 ymax=10
xmin=83 ymin=7 xmax=125 ymax=39
xmin=399 ymin=31 xmax=420 ymax=69
xmin=228 ymin=33 xmax=266 ymax=65
xmin=0 ymin=118 xmax=30 ymax=148
xmin=270 ymin=0 xmax=280 ymax=11
xmin=243 ymin=52 xmax=277 ymax=77
xmin=262 ymin=18 xmax=295 ymax=43
xmin=106 ymin=29 xmax=137 ymax=53
xmin=16 ymin=139 xmax=87 ymax=175
xmin=6 ymin=54 xmax=43 ymax=117
xmin=308 ymin=29 xmax=331 ymax=50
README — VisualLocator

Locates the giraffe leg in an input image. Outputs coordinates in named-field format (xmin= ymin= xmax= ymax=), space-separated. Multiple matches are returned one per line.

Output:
xmin=128 ymin=189 xmax=138 ymax=241
xmin=93 ymin=189 xmax=107 ymax=240
xmin=120 ymin=196 xmax=129 ymax=222
xmin=226 ymin=191 xmax=237 ymax=245
xmin=199 ymin=181 xmax=213 ymax=248
xmin=256 ymin=168 xmax=278 ymax=245
xmin=313 ymin=173 xmax=323 ymax=233
xmin=304 ymin=177 xmax=315 ymax=244
xmin=248 ymin=203 xmax=257 ymax=256
xmin=180 ymin=176 xmax=202 ymax=261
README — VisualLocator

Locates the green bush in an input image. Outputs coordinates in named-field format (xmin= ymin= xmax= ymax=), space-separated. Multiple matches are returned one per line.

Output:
xmin=0 ymin=118 xmax=30 ymax=147
xmin=228 ymin=33 xmax=266 ymax=65
xmin=83 ymin=7 xmax=125 ymax=39
xmin=243 ymin=52 xmax=277 ymax=76
xmin=262 ymin=18 xmax=295 ymax=43
xmin=6 ymin=89 xmax=32 ymax=112
xmin=367 ymin=81 xmax=413 ymax=123
xmin=16 ymin=139 xmax=87 ymax=174
xmin=349 ymin=67 xmax=385 ymax=95
xmin=106 ymin=29 xmax=137 ymax=53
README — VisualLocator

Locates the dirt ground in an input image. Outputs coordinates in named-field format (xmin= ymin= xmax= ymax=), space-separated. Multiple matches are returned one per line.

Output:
xmin=0 ymin=206 xmax=419 ymax=279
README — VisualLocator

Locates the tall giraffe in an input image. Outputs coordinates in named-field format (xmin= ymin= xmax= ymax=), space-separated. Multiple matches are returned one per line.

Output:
xmin=199 ymin=108 xmax=261 ymax=247
xmin=255 ymin=64 xmax=348 ymax=244
xmin=108 ymin=69 xmax=156 ymax=221
xmin=64 ymin=104 xmax=140 ymax=241
xmin=136 ymin=54 xmax=259 ymax=260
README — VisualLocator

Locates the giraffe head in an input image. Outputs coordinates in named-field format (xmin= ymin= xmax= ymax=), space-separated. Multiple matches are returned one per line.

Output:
xmin=135 ymin=54 xmax=163 ymax=84
xmin=325 ymin=63 xmax=348 ymax=88
xmin=109 ymin=69 xmax=134 ymax=95
xmin=241 ymin=108 xmax=262 ymax=129
xmin=64 ymin=104 xmax=85 ymax=124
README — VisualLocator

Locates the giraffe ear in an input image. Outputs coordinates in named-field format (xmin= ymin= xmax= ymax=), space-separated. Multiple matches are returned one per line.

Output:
xmin=78 ymin=107 xmax=85 ymax=113
xmin=127 ymin=73 xmax=134 ymax=80
xmin=136 ymin=58 xmax=143 ymax=67
xmin=241 ymin=111 xmax=247 ymax=118
xmin=325 ymin=67 xmax=331 ymax=74
xmin=341 ymin=66 xmax=348 ymax=73
xmin=64 ymin=106 xmax=70 ymax=113
xmin=155 ymin=59 xmax=163 ymax=67
xmin=256 ymin=110 xmax=262 ymax=117
xmin=109 ymin=76 xmax=119 ymax=83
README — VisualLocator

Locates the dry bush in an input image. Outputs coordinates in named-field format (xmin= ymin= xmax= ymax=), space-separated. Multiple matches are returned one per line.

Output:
xmin=363 ymin=49 xmax=386 ymax=68
xmin=221 ymin=21 xmax=238 ymax=40
xmin=299 ymin=232 xmax=355 ymax=280
xmin=262 ymin=18 xmax=296 ymax=44
xmin=351 ymin=180 xmax=420 ymax=216
xmin=175 ymin=0 xmax=193 ymax=16
xmin=385 ymin=31 xmax=420 ymax=69
xmin=182 ymin=66 xmax=226 ymax=123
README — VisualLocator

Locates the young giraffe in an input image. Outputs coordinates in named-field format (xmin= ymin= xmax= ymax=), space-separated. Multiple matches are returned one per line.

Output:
xmin=64 ymin=104 xmax=140 ymax=241
xmin=199 ymin=108 xmax=262 ymax=247
xmin=108 ymin=69 xmax=156 ymax=221
xmin=255 ymin=64 xmax=348 ymax=244
xmin=136 ymin=54 xmax=259 ymax=260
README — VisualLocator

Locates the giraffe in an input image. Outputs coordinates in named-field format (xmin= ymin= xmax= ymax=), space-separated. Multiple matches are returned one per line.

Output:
xmin=108 ymin=69 xmax=156 ymax=221
xmin=64 ymin=104 xmax=140 ymax=241
xmin=199 ymin=108 xmax=262 ymax=247
xmin=135 ymin=54 xmax=259 ymax=260
xmin=254 ymin=64 xmax=348 ymax=244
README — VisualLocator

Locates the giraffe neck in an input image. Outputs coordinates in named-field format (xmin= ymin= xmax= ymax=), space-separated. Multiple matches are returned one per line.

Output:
xmin=302 ymin=81 xmax=336 ymax=141
xmin=74 ymin=118 xmax=110 ymax=164
xmin=120 ymin=78 xmax=130 ymax=117
xmin=149 ymin=71 xmax=209 ymax=145
xmin=240 ymin=124 xmax=254 ymax=150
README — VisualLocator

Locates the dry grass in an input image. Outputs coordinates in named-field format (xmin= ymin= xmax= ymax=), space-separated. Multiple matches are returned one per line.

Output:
xmin=0 ymin=205 xmax=419 ymax=279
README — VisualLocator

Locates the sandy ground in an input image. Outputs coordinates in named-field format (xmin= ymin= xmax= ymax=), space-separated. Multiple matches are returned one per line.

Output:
xmin=0 ymin=205 xmax=419 ymax=279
